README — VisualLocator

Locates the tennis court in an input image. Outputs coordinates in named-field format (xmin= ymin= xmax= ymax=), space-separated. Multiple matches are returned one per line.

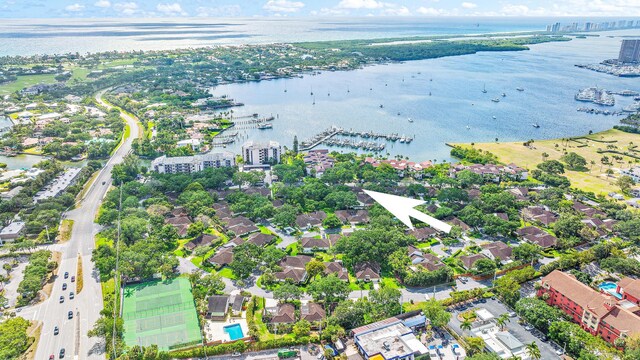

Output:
xmin=122 ymin=277 xmax=202 ymax=350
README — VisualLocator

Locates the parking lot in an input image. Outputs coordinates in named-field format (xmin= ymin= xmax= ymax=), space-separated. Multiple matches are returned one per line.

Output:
xmin=448 ymin=298 xmax=562 ymax=359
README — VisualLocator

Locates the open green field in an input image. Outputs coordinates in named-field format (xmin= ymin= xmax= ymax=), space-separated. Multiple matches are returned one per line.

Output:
xmin=453 ymin=129 xmax=640 ymax=195
xmin=0 ymin=74 xmax=58 ymax=94
xmin=121 ymin=277 xmax=201 ymax=350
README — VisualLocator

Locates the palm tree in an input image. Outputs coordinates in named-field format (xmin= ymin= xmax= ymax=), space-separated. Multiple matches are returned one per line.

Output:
xmin=496 ymin=313 xmax=510 ymax=331
xmin=460 ymin=319 xmax=473 ymax=334
xmin=525 ymin=341 xmax=541 ymax=360
xmin=541 ymin=152 xmax=549 ymax=162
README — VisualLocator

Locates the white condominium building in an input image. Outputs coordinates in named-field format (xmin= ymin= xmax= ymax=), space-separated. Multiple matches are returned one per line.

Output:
xmin=151 ymin=151 xmax=236 ymax=174
xmin=242 ymin=140 xmax=281 ymax=165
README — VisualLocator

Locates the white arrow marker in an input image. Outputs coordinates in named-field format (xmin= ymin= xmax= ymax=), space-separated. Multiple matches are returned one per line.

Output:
xmin=364 ymin=189 xmax=452 ymax=233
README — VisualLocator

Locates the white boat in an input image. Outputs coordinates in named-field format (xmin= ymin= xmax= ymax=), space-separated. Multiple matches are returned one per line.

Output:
xmin=482 ymin=84 xmax=487 ymax=93
xmin=532 ymin=123 xmax=540 ymax=128
xmin=257 ymin=123 xmax=273 ymax=130
xmin=491 ymin=98 xmax=500 ymax=103
xmin=492 ymin=116 xmax=497 ymax=119
xmin=408 ymin=118 xmax=413 ymax=123
xmin=516 ymin=87 xmax=525 ymax=92
xmin=501 ymin=93 xmax=506 ymax=97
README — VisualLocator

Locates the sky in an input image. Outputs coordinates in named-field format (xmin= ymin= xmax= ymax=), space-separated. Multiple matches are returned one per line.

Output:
xmin=1 ymin=0 xmax=640 ymax=18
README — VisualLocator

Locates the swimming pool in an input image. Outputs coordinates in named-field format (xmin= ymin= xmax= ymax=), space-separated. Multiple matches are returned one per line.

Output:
xmin=599 ymin=282 xmax=622 ymax=299
xmin=224 ymin=324 xmax=244 ymax=341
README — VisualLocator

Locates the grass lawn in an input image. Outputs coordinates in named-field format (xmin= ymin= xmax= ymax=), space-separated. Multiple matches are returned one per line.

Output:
xmin=452 ymin=128 xmax=640 ymax=195
xmin=218 ymin=267 xmax=237 ymax=280
xmin=173 ymin=239 xmax=190 ymax=257
xmin=22 ymin=147 xmax=44 ymax=155
xmin=0 ymin=74 xmax=58 ymax=94
xmin=252 ymin=297 xmax=295 ymax=341
xmin=57 ymin=219 xmax=74 ymax=243
xmin=381 ymin=277 xmax=401 ymax=289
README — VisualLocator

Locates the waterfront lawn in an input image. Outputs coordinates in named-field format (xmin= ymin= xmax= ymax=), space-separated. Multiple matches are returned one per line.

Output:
xmin=0 ymin=74 xmax=58 ymax=94
xmin=452 ymin=128 xmax=640 ymax=195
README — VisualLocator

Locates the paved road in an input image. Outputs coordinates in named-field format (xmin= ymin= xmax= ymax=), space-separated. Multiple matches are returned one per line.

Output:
xmin=30 ymin=89 xmax=141 ymax=360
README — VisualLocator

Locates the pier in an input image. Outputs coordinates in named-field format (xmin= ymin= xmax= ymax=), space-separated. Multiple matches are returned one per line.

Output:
xmin=300 ymin=126 xmax=412 ymax=152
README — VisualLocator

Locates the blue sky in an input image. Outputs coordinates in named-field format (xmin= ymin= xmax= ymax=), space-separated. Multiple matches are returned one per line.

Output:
xmin=1 ymin=0 xmax=639 ymax=18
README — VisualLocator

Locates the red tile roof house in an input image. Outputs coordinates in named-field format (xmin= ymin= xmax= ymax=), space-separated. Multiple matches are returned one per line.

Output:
xmin=324 ymin=261 xmax=349 ymax=281
xmin=447 ymin=217 xmax=471 ymax=232
xmin=355 ymin=262 xmax=381 ymax=282
xmin=516 ymin=226 xmax=558 ymax=248
xmin=459 ymin=253 xmax=489 ymax=271
xmin=274 ymin=255 xmax=313 ymax=284
xmin=538 ymin=271 xmax=640 ymax=345
xmin=266 ymin=303 xmax=297 ymax=325
xmin=301 ymin=302 xmax=326 ymax=324
xmin=228 ymin=223 xmax=260 ymax=237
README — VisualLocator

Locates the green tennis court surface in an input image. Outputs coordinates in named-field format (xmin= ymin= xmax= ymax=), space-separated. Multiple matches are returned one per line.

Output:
xmin=122 ymin=277 xmax=202 ymax=350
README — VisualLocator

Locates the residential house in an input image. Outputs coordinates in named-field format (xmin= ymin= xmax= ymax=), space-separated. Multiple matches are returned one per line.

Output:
xmin=206 ymin=249 xmax=234 ymax=268
xmin=460 ymin=254 xmax=489 ymax=271
xmin=516 ymin=226 xmax=558 ymax=248
xmin=303 ymin=149 xmax=335 ymax=177
xmin=247 ymin=232 xmax=275 ymax=247
xmin=184 ymin=234 xmax=218 ymax=252
xmin=447 ymin=217 xmax=471 ymax=232
xmin=206 ymin=295 xmax=229 ymax=320
xmin=274 ymin=255 xmax=312 ymax=283
xmin=165 ymin=216 xmax=192 ymax=237
xmin=352 ymin=317 xmax=428 ymax=359
xmin=407 ymin=246 xmax=445 ymax=271
xmin=266 ymin=303 xmax=296 ymax=325
xmin=355 ymin=262 xmax=381 ymax=282
xmin=521 ymin=206 xmax=558 ymax=227
xmin=408 ymin=227 xmax=438 ymax=241
xmin=324 ymin=261 xmax=349 ymax=281
xmin=0 ymin=221 xmax=25 ymax=244
xmin=617 ymin=277 xmax=640 ymax=305
xmin=481 ymin=242 xmax=513 ymax=264
xmin=295 ymin=211 xmax=327 ymax=230
xmin=334 ymin=210 xmax=370 ymax=224
xmin=301 ymin=302 xmax=326 ymax=323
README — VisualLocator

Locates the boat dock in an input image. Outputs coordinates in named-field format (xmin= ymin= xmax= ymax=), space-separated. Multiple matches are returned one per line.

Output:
xmin=300 ymin=126 xmax=412 ymax=151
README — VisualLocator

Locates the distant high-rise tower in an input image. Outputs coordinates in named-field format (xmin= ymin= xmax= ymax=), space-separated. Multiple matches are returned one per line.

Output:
xmin=619 ymin=39 xmax=640 ymax=63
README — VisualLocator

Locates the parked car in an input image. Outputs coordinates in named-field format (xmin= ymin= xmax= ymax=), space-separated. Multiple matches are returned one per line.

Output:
xmin=59 ymin=296 xmax=64 ymax=303
xmin=54 ymin=326 xmax=59 ymax=335
xmin=508 ymin=312 xmax=517 ymax=317
xmin=59 ymin=348 xmax=65 ymax=358
xmin=49 ymin=355 xmax=54 ymax=360
xmin=62 ymin=283 xmax=67 ymax=291
xmin=524 ymin=324 xmax=534 ymax=331
xmin=63 ymin=272 xmax=68 ymax=279
xmin=68 ymin=311 xmax=73 ymax=319
xmin=69 ymin=292 xmax=74 ymax=300
xmin=71 ymin=276 xmax=75 ymax=283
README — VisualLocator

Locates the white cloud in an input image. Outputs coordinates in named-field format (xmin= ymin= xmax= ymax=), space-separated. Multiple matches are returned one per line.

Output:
xmin=416 ymin=6 xmax=445 ymax=15
xmin=337 ymin=0 xmax=385 ymax=9
xmin=94 ymin=0 xmax=111 ymax=8
xmin=263 ymin=0 xmax=305 ymax=13
xmin=383 ymin=6 xmax=411 ymax=16
xmin=196 ymin=5 xmax=242 ymax=17
xmin=157 ymin=3 xmax=187 ymax=16
xmin=461 ymin=2 xmax=477 ymax=9
xmin=113 ymin=2 xmax=138 ymax=15
xmin=65 ymin=3 xmax=84 ymax=12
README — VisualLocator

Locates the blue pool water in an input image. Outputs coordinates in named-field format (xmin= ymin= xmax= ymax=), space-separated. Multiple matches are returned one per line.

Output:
xmin=224 ymin=324 xmax=244 ymax=341
xmin=599 ymin=282 xmax=623 ymax=299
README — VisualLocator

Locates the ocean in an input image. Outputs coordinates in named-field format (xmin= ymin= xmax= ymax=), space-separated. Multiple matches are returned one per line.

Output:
xmin=0 ymin=17 xmax=625 ymax=56
xmin=1 ymin=18 xmax=640 ymax=162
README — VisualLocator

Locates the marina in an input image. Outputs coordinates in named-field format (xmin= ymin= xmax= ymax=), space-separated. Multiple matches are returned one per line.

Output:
xmin=300 ymin=127 xmax=412 ymax=151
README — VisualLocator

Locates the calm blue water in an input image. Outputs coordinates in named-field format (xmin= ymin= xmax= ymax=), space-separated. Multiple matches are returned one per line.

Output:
xmin=213 ymin=29 xmax=640 ymax=162
xmin=0 ymin=17 xmax=617 ymax=56
xmin=223 ymin=324 xmax=244 ymax=341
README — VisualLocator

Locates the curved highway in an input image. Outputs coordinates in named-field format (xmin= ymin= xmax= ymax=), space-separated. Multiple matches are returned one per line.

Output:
xmin=30 ymin=89 xmax=141 ymax=360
